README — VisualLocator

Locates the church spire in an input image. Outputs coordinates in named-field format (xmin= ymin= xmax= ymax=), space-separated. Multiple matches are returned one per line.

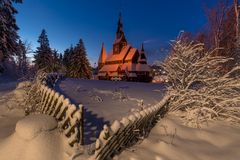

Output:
xmin=98 ymin=42 xmax=107 ymax=69
xmin=113 ymin=13 xmax=127 ymax=54
xmin=138 ymin=43 xmax=147 ymax=64
xmin=141 ymin=43 xmax=144 ymax=52
xmin=116 ymin=12 xmax=124 ymax=39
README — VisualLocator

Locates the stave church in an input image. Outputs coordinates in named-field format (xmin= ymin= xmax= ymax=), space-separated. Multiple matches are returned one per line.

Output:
xmin=97 ymin=14 xmax=152 ymax=82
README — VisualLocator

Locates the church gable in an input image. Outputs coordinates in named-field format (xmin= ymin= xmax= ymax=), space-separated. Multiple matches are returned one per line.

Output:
xmin=105 ymin=45 xmax=131 ymax=64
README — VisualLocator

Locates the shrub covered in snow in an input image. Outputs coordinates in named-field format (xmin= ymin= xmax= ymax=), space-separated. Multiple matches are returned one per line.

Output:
xmin=24 ymin=70 xmax=47 ymax=115
xmin=161 ymin=41 xmax=240 ymax=127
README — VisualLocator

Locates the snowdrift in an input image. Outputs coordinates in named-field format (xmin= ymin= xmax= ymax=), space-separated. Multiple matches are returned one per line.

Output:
xmin=0 ymin=114 xmax=66 ymax=160
xmin=117 ymin=115 xmax=240 ymax=160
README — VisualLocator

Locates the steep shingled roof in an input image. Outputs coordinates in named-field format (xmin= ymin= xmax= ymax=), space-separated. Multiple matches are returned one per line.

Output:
xmin=99 ymin=64 xmax=120 ymax=72
xmin=106 ymin=45 xmax=131 ymax=62
xmin=125 ymin=48 xmax=137 ymax=61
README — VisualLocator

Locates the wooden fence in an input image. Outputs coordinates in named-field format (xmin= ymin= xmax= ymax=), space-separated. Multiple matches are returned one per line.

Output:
xmin=37 ymin=73 xmax=84 ymax=147
xmin=34 ymin=73 xmax=171 ymax=159
xmin=90 ymin=94 xmax=171 ymax=160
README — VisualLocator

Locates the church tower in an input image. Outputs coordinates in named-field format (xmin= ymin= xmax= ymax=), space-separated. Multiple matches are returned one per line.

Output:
xmin=98 ymin=43 xmax=107 ymax=70
xmin=138 ymin=43 xmax=147 ymax=64
xmin=113 ymin=13 xmax=127 ymax=54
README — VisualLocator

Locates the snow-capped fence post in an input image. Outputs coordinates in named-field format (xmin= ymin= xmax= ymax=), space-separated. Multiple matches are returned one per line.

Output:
xmin=34 ymin=73 xmax=85 ymax=149
xmin=38 ymin=86 xmax=85 ymax=148
xmin=90 ymin=94 xmax=171 ymax=160
xmin=79 ymin=104 xmax=84 ymax=145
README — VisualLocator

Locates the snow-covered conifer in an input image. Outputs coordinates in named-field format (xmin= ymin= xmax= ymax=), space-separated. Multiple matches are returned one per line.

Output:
xmin=0 ymin=0 xmax=21 ymax=62
xmin=68 ymin=39 xmax=92 ymax=78
xmin=33 ymin=29 xmax=54 ymax=72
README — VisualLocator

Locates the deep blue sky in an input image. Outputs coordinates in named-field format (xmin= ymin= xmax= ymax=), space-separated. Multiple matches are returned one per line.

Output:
xmin=15 ymin=0 xmax=221 ymax=65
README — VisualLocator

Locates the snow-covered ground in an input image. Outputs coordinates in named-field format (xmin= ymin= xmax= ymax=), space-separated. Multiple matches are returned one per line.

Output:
xmin=116 ymin=114 xmax=240 ymax=160
xmin=0 ymin=114 xmax=67 ymax=160
xmin=0 ymin=74 xmax=17 ymax=96
xmin=56 ymin=79 xmax=166 ymax=122
xmin=55 ymin=78 xmax=166 ymax=144
xmin=1 ymin=77 xmax=240 ymax=160
xmin=0 ymin=76 xmax=71 ymax=160
xmin=0 ymin=76 xmax=24 ymax=140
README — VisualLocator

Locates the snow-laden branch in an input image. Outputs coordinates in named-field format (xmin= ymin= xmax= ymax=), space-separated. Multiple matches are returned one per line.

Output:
xmin=162 ymin=41 xmax=240 ymax=127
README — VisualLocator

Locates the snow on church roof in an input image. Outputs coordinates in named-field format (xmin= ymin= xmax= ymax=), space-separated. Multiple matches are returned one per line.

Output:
xmin=106 ymin=45 xmax=131 ymax=62
xmin=99 ymin=64 xmax=120 ymax=72
xmin=100 ymin=62 xmax=150 ymax=73
xmin=125 ymin=48 xmax=137 ymax=61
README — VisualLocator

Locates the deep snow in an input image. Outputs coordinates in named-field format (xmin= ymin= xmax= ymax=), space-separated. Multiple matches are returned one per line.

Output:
xmin=117 ymin=114 xmax=240 ymax=160
xmin=0 ymin=77 xmax=24 ymax=140
xmin=0 ymin=114 xmax=66 ymax=160
xmin=56 ymin=78 xmax=166 ymax=122
xmin=1 ymin=77 xmax=240 ymax=160
xmin=55 ymin=78 xmax=166 ymax=144
xmin=0 ymin=78 xmax=71 ymax=160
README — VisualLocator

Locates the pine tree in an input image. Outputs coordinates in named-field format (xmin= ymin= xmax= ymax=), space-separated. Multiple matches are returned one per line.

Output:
xmin=63 ymin=46 xmax=74 ymax=75
xmin=34 ymin=29 xmax=54 ymax=72
xmin=0 ymin=0 xmax=22 ymax=62
xmin=16 ymin=40 xmax=29 ymax=77
xmin=59 ymin=53 xmax=63 ymax=63
xmin=63 ymin=48 xmax=70 ymax=67
xmin=52 ymin=49 xmax=62 ymax=72
xmin=68 ymin=39 xmax=92 ymax=78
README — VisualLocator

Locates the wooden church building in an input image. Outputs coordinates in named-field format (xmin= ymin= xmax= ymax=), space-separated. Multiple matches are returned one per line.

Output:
xmin=97 ymin=14 xmax=152 ymax=82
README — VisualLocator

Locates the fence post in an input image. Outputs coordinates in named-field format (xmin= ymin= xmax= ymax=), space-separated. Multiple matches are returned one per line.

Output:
xmin=79 ymin=104 xmax=84 ymax=145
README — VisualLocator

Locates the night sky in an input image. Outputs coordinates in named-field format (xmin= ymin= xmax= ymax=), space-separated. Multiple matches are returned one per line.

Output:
xmin=15 ymin=0 xmax=221 ymax=65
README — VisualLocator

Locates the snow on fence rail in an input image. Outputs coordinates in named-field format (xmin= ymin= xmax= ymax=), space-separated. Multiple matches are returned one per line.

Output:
xmin=37 ymin=73 xmax=84 ymax=147
xmin=90 ymin=94 xmax=171 ymax=160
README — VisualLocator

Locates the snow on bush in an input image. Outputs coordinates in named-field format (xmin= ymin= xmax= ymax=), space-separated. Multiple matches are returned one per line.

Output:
xmin=16 ymin=81 xmax=32 ymax=89
xmin=4 ymin=81 xmax=31 ymax=110
xmin=14 ymin=81 xmax=31 ymax=101
xmin=161 ymin=40 xmax=240 ymax=127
